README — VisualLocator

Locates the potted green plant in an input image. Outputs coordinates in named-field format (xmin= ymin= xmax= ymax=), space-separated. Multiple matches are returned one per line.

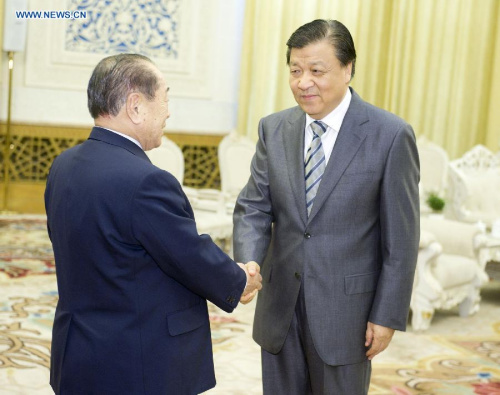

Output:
xmin=426 ymin=192 xmax=445 ymax=213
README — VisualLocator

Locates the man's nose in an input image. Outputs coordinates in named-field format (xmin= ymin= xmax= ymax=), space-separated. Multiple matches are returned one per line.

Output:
xmin=297 ymin=74 xmax=314 ymax=90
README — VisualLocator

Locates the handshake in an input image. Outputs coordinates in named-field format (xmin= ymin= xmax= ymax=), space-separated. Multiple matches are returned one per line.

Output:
xmin=237 ymin=261 xmax=263 ymax=305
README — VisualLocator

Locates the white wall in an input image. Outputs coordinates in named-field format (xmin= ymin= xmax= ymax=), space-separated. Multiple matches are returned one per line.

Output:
xmin=0 ymin=0 xmax=245 ymax=134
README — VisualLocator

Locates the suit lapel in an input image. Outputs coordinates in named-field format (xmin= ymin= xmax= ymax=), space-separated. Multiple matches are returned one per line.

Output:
xmin=282 ymin=108 xmax=308 ymax=225
xmin=307 ymin=90 xmax=369 ymax=223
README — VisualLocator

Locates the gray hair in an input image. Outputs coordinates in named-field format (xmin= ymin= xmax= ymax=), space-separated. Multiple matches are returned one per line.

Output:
xmin=87 ymin=53 xmax=160 ymax=118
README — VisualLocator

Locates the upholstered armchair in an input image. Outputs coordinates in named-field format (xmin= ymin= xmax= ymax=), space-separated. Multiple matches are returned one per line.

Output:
xmin=447 ymin=145 xmax=500 ymax=226
xmin=417 ymin=136 xmax=449 ymax=204
xmin=218 ymin=132 xmax=255 ymax=214
xmin=147 ymin=136 xmax=225 ymax=213
xmin=147 ymin=136 xmax=185 ymax=183
xmin=410 ymin=217 xmax=489 ymax=331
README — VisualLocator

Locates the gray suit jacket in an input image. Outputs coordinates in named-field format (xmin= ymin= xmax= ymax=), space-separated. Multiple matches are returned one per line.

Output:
xmin=233 ymin=88 xmax=420 ymax=366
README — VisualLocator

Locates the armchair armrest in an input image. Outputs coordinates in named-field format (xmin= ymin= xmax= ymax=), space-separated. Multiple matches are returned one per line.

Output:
xmin=420 ymin=230 xmax=436 ymax=248
xmin=474 ymin=233 xmax=495 ymax=250
xmin=184 ymin=187 xmax=226 ymax=214
xmin=414 ymin=240 xmax=443 ymax=300
xmin=421 ymin=217 xmax=480 ymax=258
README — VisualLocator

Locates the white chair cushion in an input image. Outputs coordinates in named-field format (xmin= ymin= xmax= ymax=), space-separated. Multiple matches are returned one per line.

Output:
xmin=462 ymin=172 xmax=500 ymax=221
xmin=418 ymin=146 xmax=448 ymax=194
xmin=431 ymin=254 xmax=477 ymax=289
xmin=218 ymin=133 xmax=255 ymax=196
xmin=146 ymin=136 xmax=184 ymax=183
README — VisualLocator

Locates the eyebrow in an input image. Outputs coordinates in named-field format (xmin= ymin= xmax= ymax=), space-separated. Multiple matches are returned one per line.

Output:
xmin=290 ymin=60 xmax=326 ymax=67
xmin=307 ymin=61 xmax=327 ymax=66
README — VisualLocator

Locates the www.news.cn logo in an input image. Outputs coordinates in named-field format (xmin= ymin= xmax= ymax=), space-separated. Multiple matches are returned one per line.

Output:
xmin=16 ymin=10 xmax=87 ymax=19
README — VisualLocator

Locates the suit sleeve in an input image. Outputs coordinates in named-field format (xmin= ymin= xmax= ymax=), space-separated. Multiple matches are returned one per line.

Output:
xmin=369 ymin=124 xmax=420 ymax=331
xmin=131 ymin=170 xmax=247 ymax=313
xmin=233 ymin=118 xmax=274 ymax=265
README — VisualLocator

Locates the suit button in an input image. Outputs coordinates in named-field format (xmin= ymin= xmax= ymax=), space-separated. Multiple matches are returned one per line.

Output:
xmin=304 ymin=232 xmax=311 ymax=239
xmin=295 ymin=272 xmax=301 ymax=280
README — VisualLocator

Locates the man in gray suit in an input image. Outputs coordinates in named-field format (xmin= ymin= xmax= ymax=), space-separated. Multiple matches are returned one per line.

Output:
xmin=233 ymin=19 xmax=419 ymax=394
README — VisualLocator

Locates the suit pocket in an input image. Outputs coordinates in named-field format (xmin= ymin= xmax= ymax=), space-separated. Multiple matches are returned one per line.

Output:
xmin=167 ymin=301 xmax=207 ymax=336
xmin=343 ymin=170 xmax=377 ymax=176
xmin=339 ymin=171 xmax=377 ymax=185
xmin=344 ymin=271 xmax=379 ymax=295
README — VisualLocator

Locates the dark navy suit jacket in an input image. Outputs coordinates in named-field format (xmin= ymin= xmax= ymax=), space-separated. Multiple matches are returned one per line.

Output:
xmin=45 ymin=127 xmax=246 ymax=394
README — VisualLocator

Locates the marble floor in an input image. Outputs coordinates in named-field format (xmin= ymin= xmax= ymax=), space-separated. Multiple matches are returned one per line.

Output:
xmin=0 ymin=215 xmax=499 ymax=394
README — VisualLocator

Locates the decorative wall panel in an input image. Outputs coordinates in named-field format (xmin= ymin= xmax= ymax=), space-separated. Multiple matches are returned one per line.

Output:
xmin=182 ymin=145 xmax=220 ymax=189
xmin=0 ymin=124 xmax=222 ymax=189
xmin=65 ymin=0 xmax=180 ymax=59
xmin=0 ymin=124 xmax=87 ymax=182
xmin=25 ymin=0 xmax=214 ymax=98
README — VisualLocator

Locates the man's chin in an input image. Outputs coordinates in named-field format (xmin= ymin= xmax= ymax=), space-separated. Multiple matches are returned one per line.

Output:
xmin=298 ymin=103 xmax=319 ymax=116
xmin=302 ymin=108 xmax=321 ymax=119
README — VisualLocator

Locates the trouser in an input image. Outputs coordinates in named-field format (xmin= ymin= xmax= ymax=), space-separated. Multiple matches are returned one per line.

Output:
xmin=261 ymin=283 xmax=371 ymax=395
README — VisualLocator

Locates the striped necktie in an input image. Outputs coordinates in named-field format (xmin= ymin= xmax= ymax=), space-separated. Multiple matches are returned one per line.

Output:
xmin=305 ymin=120 xmax=327 ymax=217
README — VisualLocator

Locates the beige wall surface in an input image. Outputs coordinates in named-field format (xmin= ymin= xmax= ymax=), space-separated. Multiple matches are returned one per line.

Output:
xmin=0 ymin=0 xmax=245 ymax=134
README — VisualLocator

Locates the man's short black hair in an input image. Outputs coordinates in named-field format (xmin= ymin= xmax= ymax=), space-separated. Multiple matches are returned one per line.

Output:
xmin=286 ymin=19 xmax=356 ymax=79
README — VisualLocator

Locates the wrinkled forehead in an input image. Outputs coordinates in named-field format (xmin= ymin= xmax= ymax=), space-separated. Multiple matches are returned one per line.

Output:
xmin=289 ymin=40 xmax=338 ymax=65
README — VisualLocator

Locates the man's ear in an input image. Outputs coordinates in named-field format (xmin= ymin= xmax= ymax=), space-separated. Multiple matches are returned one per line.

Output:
xmin=126 ymin=92 xmax=143 ymax=124
xmin=344 ymin=62 xmax=353 ymax=83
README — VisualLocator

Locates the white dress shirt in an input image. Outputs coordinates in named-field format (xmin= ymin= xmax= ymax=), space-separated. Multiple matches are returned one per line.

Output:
xmin=303 ymin=88 xmax=352 ymax=165
xmin=99 ymin=126 xmax=143 ymax=149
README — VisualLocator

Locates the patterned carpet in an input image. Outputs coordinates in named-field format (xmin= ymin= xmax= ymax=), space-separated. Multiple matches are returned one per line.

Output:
xmin=0 ymin=215 xmax=499 ymax=394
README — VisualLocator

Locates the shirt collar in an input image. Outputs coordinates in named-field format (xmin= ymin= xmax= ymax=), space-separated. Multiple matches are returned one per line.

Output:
xmin=305 ymin=88 xmax=352 ymax=133
xmin=98 ymin=126 xmax=143 ymax=149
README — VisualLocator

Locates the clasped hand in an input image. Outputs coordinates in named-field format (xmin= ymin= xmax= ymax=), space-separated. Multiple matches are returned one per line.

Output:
xmin=237 ymin=261 xmax=262 ymax=304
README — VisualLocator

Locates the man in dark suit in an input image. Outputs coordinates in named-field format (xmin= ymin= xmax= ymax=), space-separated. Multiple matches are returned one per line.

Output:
xmin=233 ymin=20 xmax=419 ymax=394
xmin=45 ymin=53 xmax=262 ymax=395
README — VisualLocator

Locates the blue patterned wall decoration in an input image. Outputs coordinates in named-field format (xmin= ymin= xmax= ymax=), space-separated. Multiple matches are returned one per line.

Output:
xmin=65 ymin=0 xmax=180 ymax=59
